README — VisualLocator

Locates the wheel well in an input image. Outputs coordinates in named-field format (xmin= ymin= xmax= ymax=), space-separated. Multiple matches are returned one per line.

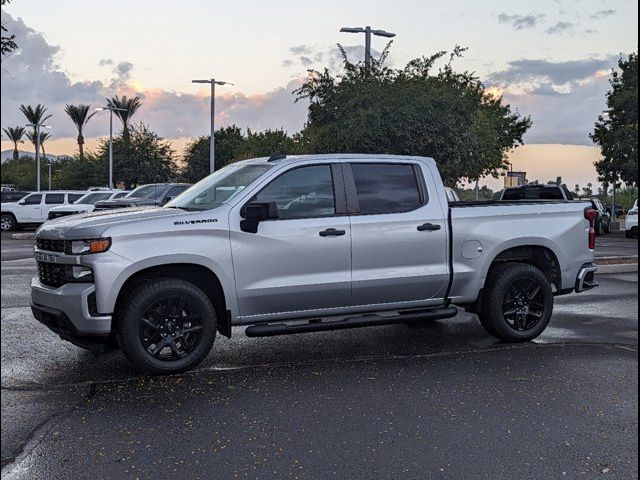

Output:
xmin=489 ymin=246 xmax=561 ymax=289
xmin=1 ymin=212 xmax=16 ymax=219
xmin=115 ymin=263 xmax=230 ymax=338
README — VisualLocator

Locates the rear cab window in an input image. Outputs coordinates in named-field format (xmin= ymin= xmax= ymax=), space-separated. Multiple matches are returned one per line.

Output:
xmin=45 ymin=193 xmax=65 ymax=204
xmin=350 ymin=163 xmax=425 ymax=214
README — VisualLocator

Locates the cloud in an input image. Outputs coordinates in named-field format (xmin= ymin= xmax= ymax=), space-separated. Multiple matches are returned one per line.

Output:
xmin=289 ymin=45 xmax=313 ymax=55
xmin=488 ymin=57 xmax=617 ymax=85
xmin=590 ymin=9 xmax=616 ymax=19
xmin=498 ymin=13 xmax=545 ymax=30
xmin=545 ymin=21 xmax=574 ymax=35
xmin=281 ymin=44 xmax=386 ymax=73
xmin=1 ymin=10 xmax=308 ymax=146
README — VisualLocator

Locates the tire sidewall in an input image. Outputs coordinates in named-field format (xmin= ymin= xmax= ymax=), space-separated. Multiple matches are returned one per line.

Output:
xmin=484 ymin=264 xmax=554 ymax=342
xmin=117 ymin=280 xmax=217 ymax=374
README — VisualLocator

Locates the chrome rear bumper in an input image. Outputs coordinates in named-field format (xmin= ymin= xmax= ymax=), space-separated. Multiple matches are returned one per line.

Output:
xmin=575 ymin=263 xmax=599 ymax=293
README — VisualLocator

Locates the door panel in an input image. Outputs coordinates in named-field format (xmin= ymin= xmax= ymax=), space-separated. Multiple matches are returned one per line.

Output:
xmin=229 ymin=163 xmax=351 ymax=318
xmin=348 ymin=162 xmax=449 ymax=307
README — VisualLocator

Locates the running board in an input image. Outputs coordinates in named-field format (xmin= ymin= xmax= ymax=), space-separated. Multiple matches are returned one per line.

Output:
xmin=244 ymin=306 xmax=458 ymax=338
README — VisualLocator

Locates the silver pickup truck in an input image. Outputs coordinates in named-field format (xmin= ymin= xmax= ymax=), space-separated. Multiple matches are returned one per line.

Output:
xmin=31 ymin=154 xmax=599 ymax=374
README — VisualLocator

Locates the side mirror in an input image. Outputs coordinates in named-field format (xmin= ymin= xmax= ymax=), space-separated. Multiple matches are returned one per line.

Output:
xmin=240 ymin=202 xmax=278 ymax=233
xmin=18 ymin=200 xmax=25 ymax=205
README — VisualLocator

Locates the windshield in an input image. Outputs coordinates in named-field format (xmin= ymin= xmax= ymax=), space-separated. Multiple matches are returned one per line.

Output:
xmin=125 ymin=184 xmax=165 ymax=200
xmin=73 ymin=192 xmax=114 ymax=205
xmin=166 ymin=163 xmax=272 ymax=211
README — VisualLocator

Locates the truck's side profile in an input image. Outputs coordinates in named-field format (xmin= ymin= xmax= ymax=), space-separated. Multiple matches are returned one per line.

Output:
xmin=31 ymin=155 xmax=599 ymax=373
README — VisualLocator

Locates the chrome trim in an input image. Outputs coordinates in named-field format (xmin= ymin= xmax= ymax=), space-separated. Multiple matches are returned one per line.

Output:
xmin=576 ymin=264 xmax=599 ymax=293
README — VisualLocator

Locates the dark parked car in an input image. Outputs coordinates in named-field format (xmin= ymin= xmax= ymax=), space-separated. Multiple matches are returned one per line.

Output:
xmin=604 ymin=203 xmax=625 ymax=217
xmin=93 ymin=183 xmax=192 ymax=211
xmin=499 ymin=184 xmax=575 ymax=201
xmin=1 ymin=191 xmax=30 ymax=203
xmin=589 ymin=198 xmax=611 ymax=235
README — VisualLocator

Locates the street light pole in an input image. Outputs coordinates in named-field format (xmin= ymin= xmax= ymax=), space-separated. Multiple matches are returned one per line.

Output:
xmin=192 ymin=78 xmax=233 ymax=174
xmin=95 ymin=106 xmax=128 ymax=189
xmin=340 ymin=26 xmax=396 ymax=68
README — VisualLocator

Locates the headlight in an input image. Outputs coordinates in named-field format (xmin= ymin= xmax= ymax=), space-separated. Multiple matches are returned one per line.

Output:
xmin=70 ymin=238 xmax=111 ymax=254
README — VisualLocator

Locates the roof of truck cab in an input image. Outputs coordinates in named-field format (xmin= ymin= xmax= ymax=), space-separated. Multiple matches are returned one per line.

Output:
xmin=242 ymin=154 xmax=437 ymax=165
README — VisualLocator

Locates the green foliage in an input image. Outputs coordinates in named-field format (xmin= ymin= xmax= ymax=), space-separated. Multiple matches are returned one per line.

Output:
xmin=106 ymin=95 xmax=142 ymax=140
xmin=294 ymin=45 xmax=532 ymax=186
xmin=181 ymin=126 xmax=302 ymax=183
xmin=93 ymin=122 xmax=178 ymax=188
xmin=591 ymin=52 xmax=638 ymax=186
xmin=0 ymin=155 xmax=49 ymax=190
xmin=54 ymin=154 xmax=107 ymax=190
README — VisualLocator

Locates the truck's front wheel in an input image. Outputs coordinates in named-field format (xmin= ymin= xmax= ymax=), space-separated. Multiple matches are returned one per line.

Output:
xmin=116 ymin=279 xmax=217 ymax=374
xmin=479 ymin=263 xmax=553 ymax=342
xmin=0 ymin=213 xmax=16 ymax=231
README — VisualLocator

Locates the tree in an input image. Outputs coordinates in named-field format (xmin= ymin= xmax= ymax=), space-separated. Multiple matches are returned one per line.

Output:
xmin=2 ymin=126 xmax=25 ymax=159
xmin=1 ymin=0 xmax=17 ymax=61
xmin=294 ymin=45 xmax=531 ymax=186
xmin=64 ymin=104 xmax=96 ymax=159
xmin=591 ymin=52 xmax=638 ymax=187
xmin=94 ymin=122 xmax=178 ymax=188
xmin=26 ymin=130 xmax=52 ymax=159
xmin=106 ymin=95 xmax=142 ymax=142
xmin=181 ymin=125 xmax=247 ymax=182
xmin=0 ymin=155 xmax=48 ymax=190
xmin=19 ymin=103 xmax=52 ymax=159
xmin=54 ymin=154 xmax=107 ymax=190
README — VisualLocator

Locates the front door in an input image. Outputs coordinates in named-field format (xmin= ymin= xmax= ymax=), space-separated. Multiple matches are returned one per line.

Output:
xmin=20 ymin=193 xmax=43 ymax=222
xmin=230 ymin=164 xmax=351 ymax=319
xmin=346 ymin=162 xmax=449 ymax=307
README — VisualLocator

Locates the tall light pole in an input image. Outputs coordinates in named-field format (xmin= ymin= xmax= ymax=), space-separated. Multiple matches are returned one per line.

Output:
xmin=95 ymin=106 xmax=128 ymax=188
xmin=340 ymin=26 xmax=396 ymax=68
xmin=192 ymin=78 xmax=233 ymax=174
xmin=26 ymin=123 xmax=51 ymax=192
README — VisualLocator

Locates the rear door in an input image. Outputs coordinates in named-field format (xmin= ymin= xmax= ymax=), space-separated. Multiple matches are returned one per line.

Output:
xmin=230 ymin=163 xmax=351 ymax=319
xmin=345 ymin=162 xmax=449 ymax=307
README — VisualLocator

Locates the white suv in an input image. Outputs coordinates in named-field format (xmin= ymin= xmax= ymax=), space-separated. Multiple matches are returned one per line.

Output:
xmin=47 ymin=190 xmax=128 ymax=220
xmin=0 ymin=191 xmax=86 ymax=231
xmin=625 ymin=199 xmax=638 ymax=238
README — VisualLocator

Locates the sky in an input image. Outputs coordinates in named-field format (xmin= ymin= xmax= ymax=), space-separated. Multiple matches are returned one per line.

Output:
xmin=1 ymin=0 xmax=638 ymax=189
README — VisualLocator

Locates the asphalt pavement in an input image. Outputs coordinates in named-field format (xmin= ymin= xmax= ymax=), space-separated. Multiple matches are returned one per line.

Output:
xmin=0 ymin=232 xmax=637 ymax=479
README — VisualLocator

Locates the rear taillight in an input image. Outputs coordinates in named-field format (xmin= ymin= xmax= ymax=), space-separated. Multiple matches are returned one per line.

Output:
xmin=584 ymin=208 xmax=598 ymax=250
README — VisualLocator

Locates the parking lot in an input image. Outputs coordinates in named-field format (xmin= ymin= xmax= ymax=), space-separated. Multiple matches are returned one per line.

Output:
xmin=1 ymin=231 xmax=637 ymax=479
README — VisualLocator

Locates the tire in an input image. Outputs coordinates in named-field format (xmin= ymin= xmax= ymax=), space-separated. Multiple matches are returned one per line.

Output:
xmin=626 ymin=230 xmax=633 ymax=239
xmin=603 ymin=221 xmax=611 ymax=234
xmin=0 ymin=213 xmax=16 ymax=231
xmin=116 ymin=279 xmax=217 ymax=374
xmin=478 ymin=263 xmax=553 ymax=342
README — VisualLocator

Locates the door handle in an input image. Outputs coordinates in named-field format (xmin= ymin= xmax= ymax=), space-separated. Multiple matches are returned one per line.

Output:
xmin=417 ymin=223 xmax=441 ymax=232
xmin=319 ymin=228 xmax=346 ymax=237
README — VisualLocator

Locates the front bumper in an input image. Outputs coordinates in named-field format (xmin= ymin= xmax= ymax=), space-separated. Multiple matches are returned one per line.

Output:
xmin=31 ymin=277 xmax=113 ymax=347
xmin=575 ymin=263 xmax=599 ymax=293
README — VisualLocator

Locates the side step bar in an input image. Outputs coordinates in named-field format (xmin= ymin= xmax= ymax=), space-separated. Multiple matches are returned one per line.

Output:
xmin=245 ymin=306 xmax=458 ymax=338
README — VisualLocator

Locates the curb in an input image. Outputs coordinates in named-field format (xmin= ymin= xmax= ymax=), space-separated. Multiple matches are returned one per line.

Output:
xmin=10 ymin=233 xmax=36 ymax=240
xmin=597 ymin=263 xmax=638 ymax=274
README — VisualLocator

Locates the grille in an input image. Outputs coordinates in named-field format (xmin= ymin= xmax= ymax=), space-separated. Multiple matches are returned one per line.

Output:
xmin=37 ymin=261 xmax=72 ymax=288
xmin=36 ymin=238 xmax=66 ymax=253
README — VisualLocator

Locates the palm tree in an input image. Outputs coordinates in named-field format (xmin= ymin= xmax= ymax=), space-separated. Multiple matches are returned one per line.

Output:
xmin=2 ymin=126 xmax=26 ymax=159
xmin=64 ymin=104 xmax=96 ymax=159
xmin=19 ymin=104 xmax=52 ymax=128
xmin=26 ymin=130 xmax=52 ymax=159
xmin=106 ymin=95 xmax=141 ymax=141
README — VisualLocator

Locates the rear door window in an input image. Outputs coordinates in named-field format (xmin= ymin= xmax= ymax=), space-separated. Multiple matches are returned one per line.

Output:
xmin=350 ymin=163 xmax=424 ymax=214
xmin=45 ymin=193 xmax=65 ymax=204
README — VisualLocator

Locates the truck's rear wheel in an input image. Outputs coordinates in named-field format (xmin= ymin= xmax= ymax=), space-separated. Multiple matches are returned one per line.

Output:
xmin=116 ymin=279 xmax=217 ymax=374
xmin=479 ymin=263 xmax=553 ymax=342
xmin=1 ymin=213 xmax=16 ymax=231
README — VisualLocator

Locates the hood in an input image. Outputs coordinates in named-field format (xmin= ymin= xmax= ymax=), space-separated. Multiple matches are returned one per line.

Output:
xmin=36 ymin=207 xmax=187 ymax=239
xmin=94 ymin=197 xmax=156 ymax=207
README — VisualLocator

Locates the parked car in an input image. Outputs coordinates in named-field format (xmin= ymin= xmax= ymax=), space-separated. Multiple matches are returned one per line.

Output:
xmin=605 ymin=203 xmax=625 ymax=217
xmin=499 ymin=184 xmax=575 ymax=201
xmin=1 ymin=190 xmax=31 ymax=203
xmin=588 ymin=198 xmax=611 ymax=235
xmin=625 ymin=199 xmax=638 ymax=238
xmin=47 ymin=190 xmax=129 ymax=220
xmin=1 ymin=191 xmax=86 ymax=231
xmin=31 ymin=154 xmax=598 ymax=374
xmin=93 ymin=183 xmax=191 ymax=211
